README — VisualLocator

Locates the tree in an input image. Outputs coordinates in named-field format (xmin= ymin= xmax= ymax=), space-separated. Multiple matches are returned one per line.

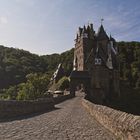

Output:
xmin=118 ymin=41 xmax=140 ymax=88
xmin=17 ymin=73 xmax=50 ymax=100
xmin=0 ymin=45 xmax=73 ymax=90
xmin=56 ymin=76 xmax=70 ymax=90
xmin=5 ymin=86 xmax=18 ymax=100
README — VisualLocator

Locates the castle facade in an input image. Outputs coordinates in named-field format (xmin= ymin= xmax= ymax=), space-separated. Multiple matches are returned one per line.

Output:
xmin=72 ymin=23 xmax=120 ymax=103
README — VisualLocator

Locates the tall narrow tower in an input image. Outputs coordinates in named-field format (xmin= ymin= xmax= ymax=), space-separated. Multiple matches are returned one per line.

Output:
xmin=74 ymin=24 xmax=95 ymax=71
xmin=71 ymin=22 xmax=120 ymax=102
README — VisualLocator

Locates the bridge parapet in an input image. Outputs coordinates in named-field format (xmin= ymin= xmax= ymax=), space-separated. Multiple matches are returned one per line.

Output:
xmin=0 ymin=94 xmax=73 ymax=121
xmin=82 ymin=99 xmax=140 ymax=140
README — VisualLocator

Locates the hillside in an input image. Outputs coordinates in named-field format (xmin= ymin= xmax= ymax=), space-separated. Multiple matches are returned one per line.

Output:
xmin=0 ymin=45 xmax=73 ymax=89
xmin=0 ymin=41 xmax=140 ymax=90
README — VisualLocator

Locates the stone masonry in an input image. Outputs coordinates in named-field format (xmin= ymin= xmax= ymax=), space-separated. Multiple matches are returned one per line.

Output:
xmin=71 ymin=23 xmax=120 ymax=103
xmin=82 ymin=98 xmax=140 ymax=140
xmin=0 ymin=93 xmax=116 ymax=140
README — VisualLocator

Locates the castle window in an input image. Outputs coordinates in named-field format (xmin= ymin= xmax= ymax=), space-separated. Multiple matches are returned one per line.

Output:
xmin=95 ymin=58 xmax=102 ymax=65
xmin=83 ymin=33 xmax=88 ymax=38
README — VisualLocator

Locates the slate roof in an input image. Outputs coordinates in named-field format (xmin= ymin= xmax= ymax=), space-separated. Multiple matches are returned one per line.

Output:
xmin=96 ymin=25 xmax=109 ymax=40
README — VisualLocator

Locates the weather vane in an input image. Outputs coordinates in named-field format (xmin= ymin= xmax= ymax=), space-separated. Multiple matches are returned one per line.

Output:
xmin=101 ymin=18 xmax=104 ymax=25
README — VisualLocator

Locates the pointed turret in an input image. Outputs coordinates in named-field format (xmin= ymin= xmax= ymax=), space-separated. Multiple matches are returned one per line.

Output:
xmin=75 ymin=33 xmax=78 ymax=42
xmin=82 ymin=25 xmax=86 ymax=34
xmin=90 ymin=23 xmax=93 ymax=30
xmin=90 ymin=23 xmax=95 ymax=39
xmin=83 ymin=25 xmax=86 ymax=31
xmin=81 ymin=25 xmax=88 ymax=38
xmin=78 ymin=27 xmax=83 ymax=37
xmin=110 ymin=35 xmax=115 ymax=42
xmin=86 ymin=24 xmax=91 ymax=36
xmin=97 ymin=25 xmax=109 ymax=40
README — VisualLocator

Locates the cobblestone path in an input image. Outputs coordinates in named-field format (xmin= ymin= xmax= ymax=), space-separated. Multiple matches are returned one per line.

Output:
xmin=0 ymin=94 xmax=116 ymax=140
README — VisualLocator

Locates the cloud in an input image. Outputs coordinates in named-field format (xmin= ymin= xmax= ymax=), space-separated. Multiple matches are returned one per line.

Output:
xmin=102 ymin=2 xmax=140 ymax=41
xmin=0 ymin=16 xmax=8 ymax=24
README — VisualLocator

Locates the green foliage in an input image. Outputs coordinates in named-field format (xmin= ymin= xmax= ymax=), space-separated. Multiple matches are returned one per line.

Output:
xmin=0 ymin=45 xmax=73 ymax=90
xmin=0 ymin=46 xmax=45 ymax=89
xmin=0 ymin=86 xmax=18 ymax=100
xmin=55 ymin=76 xmax=70 ymax=90
xmin=41 ymin=48 xmax=74 ymax=76
xmin=118 ymin=41 xmax=140 ymax=88
xmin=60 ymin=48 xmax=74 ymax=76
xmin=16 ymin=83 xmax=33 ymax=100
xmin=41 ymin=54 xmax=60 ymax=73
xmin=0 ymin=73 xmax=50 ymax=100
xmin=1 ymin=41 xmax=139 ymax=96
xmin=17 ymin=73 xmax=50 ymax=100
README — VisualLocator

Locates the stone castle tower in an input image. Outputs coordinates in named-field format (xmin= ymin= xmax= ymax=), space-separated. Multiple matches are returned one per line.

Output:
xmin=72 ymin=23 xmax=120 ymax=103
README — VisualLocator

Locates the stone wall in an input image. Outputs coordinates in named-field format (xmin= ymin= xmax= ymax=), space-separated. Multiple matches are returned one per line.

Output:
xmin=0 ymin=94 xmax=73 ymax=120
xmin=82 ymin=99 xmax=140 ymax=140
xmin=0 ymin=98 xmax=54 ymax=120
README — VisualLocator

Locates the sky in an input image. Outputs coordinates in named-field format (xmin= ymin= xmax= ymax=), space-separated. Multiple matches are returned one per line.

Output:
xmin=0 ymin=0 xmax=140 ymax=55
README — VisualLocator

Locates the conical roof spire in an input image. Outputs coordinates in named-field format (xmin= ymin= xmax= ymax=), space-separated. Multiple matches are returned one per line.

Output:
xmin=97 ymin=24 xmax=109 ymax=40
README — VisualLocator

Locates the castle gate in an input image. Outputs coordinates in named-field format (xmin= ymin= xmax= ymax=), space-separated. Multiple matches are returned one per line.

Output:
xmin=70 ymin=71 xmax=91 ymax=97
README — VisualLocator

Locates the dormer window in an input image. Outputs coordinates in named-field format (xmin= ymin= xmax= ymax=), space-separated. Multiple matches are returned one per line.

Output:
xmin=95 ymin=58 xmax=102 ymax=65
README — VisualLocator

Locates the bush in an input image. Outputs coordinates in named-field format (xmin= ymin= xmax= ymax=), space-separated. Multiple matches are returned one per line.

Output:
xmin=0 ymin=73 xmax=50 ymax=100
xmin=16 ymin=83 xmax=34 ymax=100
xmin=5 ymin=86 xmax=18 ymax=100
xmin=17 ymin=73 xmax=50 ymax=100
xmin=56 ymin=76 xmax=70 ymax=90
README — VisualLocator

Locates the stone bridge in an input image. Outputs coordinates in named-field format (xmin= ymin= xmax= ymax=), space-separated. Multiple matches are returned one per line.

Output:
xmin=0 ymin=92 xmax=116 ymax=140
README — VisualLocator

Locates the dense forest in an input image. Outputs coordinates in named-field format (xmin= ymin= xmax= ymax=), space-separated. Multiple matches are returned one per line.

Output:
xmin=0 ymin=41 xmax=140 ymax=100
xmin=0 ymin=45 xmax=73 ymax=89
xmin=118 ymin=41 xmax=140 ymax=88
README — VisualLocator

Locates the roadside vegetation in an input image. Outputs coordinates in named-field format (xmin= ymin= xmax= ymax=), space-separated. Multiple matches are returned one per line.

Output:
xmin=0 ymin=73 xmax=50 ymax=100
xmin=0 ymin=41 xmax=140 ymax=102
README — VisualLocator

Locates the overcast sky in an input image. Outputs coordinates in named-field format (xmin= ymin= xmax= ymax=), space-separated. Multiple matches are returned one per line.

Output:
xmin=0 ymin=0 xmax=139 ymax=55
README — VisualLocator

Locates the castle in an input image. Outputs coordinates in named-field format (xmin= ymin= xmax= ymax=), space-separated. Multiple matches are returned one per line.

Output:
xmin=70 ymin=22 xmax=120 ymax=103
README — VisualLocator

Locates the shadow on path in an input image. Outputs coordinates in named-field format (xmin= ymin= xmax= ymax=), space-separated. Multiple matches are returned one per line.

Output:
xmin=0 ymin=107 xmax=61 ymax=123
